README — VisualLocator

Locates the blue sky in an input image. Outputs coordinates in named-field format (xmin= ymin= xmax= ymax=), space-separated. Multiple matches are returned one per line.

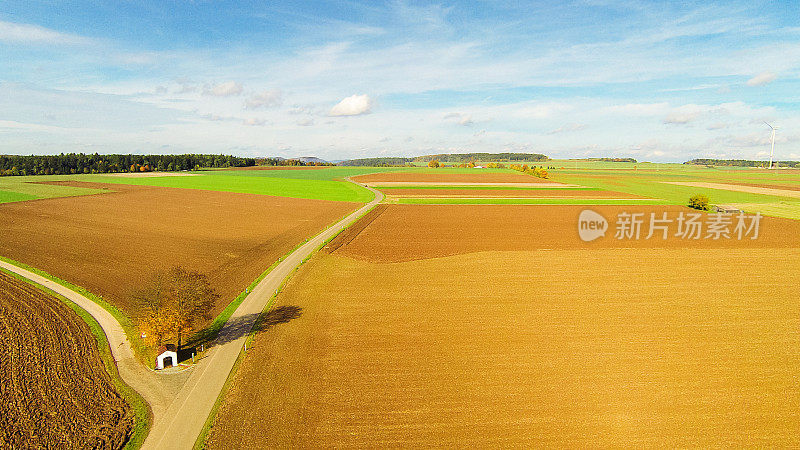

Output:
xmin=1 ymin=1 xmax=798 ymax=161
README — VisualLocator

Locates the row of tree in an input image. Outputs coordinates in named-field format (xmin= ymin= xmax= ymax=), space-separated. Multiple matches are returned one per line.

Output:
xmin=0 ymin=153 xmax=256 ymax=176
xmin=255 ymin=157 xmax=334 ymax=166
xmin=510 ymin=163 xmax=549 ymax=179
xmin=414 ymin=152 xmax=549 ymax=163
xmin=685 ymin=158 xmax=800 ymax=168
xmin=339 ymin=153 xmax=551 ymax=166
xmin=587 ymin=157 xmax=637 ymax=163
xmin=338 ymin=157 xmax=414 ymax=167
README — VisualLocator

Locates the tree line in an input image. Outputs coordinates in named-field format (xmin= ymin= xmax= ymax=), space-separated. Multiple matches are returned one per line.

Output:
xmin=340 ymin=152 xmax=551 ymax=166
xmin=0 ymin=153 xmax=256 ymax=176
xmin=255 ymin=158 xmax=335 ymax=166
xmin=587 ymin=157 xmax=637 ymax=163
xmin=685 ymin=158 xmax=799 ymax=168
xmin=510 ymin=163 xmax=549 ymax=179
xmin=414 ymin=152 xmax=549 ymax=163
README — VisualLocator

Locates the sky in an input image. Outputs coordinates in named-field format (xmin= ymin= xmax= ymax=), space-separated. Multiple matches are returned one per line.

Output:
xmin=1 ymin=1 xmax=799 ymax=162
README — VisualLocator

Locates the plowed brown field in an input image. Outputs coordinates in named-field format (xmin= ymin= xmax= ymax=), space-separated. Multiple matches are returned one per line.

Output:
xmin=351 ymin=171 xmax=549 ymax=183
xmin=381 ymin=188 xmax=642 ymax=198
xmin=0 ymin=182 xmax=357 ymax=320
xmin=209 ymin=248 xmax=800 ymax=447
xmin=209 ymin=204 xmax=800 ymax=448
xmin=331 ymin=205 xmax=800 ymax=262
xmin=0 ymin=271 xmax=133 ymax=448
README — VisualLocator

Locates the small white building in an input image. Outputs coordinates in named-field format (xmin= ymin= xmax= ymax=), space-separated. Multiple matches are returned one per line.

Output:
xmin=155 ymin=344 xmax=178 ymax=370
xmin=714 ymin=204 xmax=742 ymax=214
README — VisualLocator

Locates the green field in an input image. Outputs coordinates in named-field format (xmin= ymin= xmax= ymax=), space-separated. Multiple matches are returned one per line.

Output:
xmin=1 ymin=164 xmax=799 ymax=218
xmin=0 ymin=177 xmax=107 ymax=204
xmin=72 ymin=167 xmax=520 ymax=203
xmin=543 ymin=164 xmax=800 ymax=219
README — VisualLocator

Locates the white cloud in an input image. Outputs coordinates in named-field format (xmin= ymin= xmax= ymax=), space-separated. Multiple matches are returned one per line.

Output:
xmin=242 ymin=117 xmax=266 ymax=126
xmin=297 ymin=118 xmax=315 ymax=126
xmin=206 ymin=81 xmax=243 ymax=97
xmin=329 ymin=94 xmax=372 ymax=116
xmin=746 ymin=71 xmax=777 ymax=86
xmin=0 ymin=20 xmax=92 ymax=45
xmin=245 ymin=90 xmax=283 ymax=109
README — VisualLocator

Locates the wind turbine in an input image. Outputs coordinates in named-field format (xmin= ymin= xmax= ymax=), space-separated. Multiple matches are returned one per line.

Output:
xmin=764 ymin=122 xmax=778 ymax=169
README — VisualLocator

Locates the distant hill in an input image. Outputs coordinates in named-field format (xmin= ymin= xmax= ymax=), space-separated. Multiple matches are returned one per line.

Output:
xmin=586 ymin=157 xmax=637 ymax=163
xmin=413 ymin=153 xmax=548 ymax=163
xmin=338 ymin=157 xmax=414 ymax=167
xmin=339 ymin=152 xmax=549 ymax=167
xmin=685 ymin=158 xmax=800 ymax=168
xmin=297 ymin=156 xmax=329 ymax=164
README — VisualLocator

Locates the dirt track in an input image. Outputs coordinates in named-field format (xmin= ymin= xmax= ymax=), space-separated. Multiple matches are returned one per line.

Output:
xmin=331 ymin=205 xmax=800 ymax=263
xmin=0 ymin=181 xmax=357 ymax=321
xmin=208 ymin=247 xmax=800 ymax=447
xmin=0 ymin=271 xmax=133 ymax=448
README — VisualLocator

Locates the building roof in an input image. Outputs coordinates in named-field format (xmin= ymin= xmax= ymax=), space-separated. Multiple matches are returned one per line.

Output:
xmin=156 ymin=344 xmax=177 ymax=355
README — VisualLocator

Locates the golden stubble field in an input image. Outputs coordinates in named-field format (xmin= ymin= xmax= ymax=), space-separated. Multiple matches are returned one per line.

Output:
xmin=209 ymin=205 xmax=800 ymax=447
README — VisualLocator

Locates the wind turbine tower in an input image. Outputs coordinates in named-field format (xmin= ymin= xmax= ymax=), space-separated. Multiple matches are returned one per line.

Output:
xmin=764 ymin=122 xmax=778 ymax=169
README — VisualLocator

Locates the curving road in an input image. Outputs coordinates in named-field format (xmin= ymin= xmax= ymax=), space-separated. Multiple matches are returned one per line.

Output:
xmin=0 ymin=260 xmax=183 ymax=419
xmin=2 ymin=179 xmax=383 ymax=450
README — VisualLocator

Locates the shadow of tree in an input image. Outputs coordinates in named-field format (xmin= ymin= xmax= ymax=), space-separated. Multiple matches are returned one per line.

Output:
xmin=253 ymin=305 xmax=303 ymax=332
xmin=188 ymin=305 xmax=303 ymax=349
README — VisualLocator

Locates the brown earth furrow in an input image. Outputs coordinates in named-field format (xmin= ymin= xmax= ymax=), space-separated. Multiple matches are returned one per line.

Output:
xmin=208 ymin=247 xmax=800 ymax=448
xmin=331 ymin=205 xmax=800 ymax=263
xmin=0 ymin=272 xmax=133 ymax=449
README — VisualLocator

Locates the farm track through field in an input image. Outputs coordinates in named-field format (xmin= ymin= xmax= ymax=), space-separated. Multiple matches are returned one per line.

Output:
xmin=0 ymin=271 xmax=133 ymax=449
xmin=142 ymin=181 xmax=383 ymax=449
xmin=1 ymin=178 xmax=380 ymax=448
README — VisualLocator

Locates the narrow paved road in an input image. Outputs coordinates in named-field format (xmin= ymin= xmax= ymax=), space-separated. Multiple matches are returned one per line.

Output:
xmin=2 ymin=179 xmax=382 ymax=450
xmin=143 ymin=182 xmax=383 ymax=449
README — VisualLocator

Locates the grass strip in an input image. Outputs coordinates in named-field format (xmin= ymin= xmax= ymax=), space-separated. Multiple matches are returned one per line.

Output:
xmin=1 ymin=268 xmax=151 ymax=450
xmin=185 ymin=193 xmax=374 ymax=347
xmin=193 ymin=198 xmax=382 ymax=449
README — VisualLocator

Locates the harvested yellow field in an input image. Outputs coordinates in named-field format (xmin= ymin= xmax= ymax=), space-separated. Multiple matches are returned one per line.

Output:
xmin=209 ymin=247 xmax=800 ymax=447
